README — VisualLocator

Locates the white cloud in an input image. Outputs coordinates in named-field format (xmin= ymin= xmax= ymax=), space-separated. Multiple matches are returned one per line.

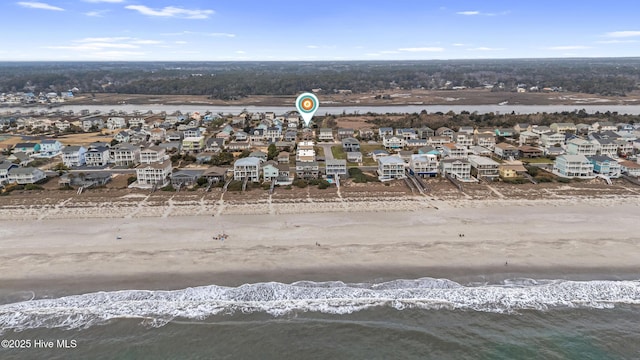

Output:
xmin=17 ymin=2 xmax=64 ymax=11
xmin=596 ymin=39 xmax=637 ymax=44
xmin=207 ymin=33 xmax=236 ymax=38
xmin=306 ymin=45 xmax=319 ymax=49
xmin=456 ymin=10 xmax=509 ymax=16
xmin=468 ymin=47 xmax=504 ymax=51
xmin=85 ymin=10 xmax=109 ymax=17
xmin=452 ymin=43 xmax=466 ymax=47
xmin=398 ymin=47 xmax=444 ymax=52
xmin=547 ymin=45 xmax=590 ymax=50
xmin=380 ymin=50 xmax=399 ymax=54
xmin=604 ymin=31 xmax=640 ymax=38
xmin=235 ymin=50 xmax=246 ymax=54
xmin=175 ymin=41 xmax=187 ymax=44
xmin=125 ymin=5 xmax=214 ymax=19
xmin=45 ymin=37 xmax=163 ymax=52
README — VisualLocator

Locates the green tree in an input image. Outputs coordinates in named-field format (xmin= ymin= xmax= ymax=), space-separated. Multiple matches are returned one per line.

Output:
xmin=267 ymin=143 xmax=279 ymax=160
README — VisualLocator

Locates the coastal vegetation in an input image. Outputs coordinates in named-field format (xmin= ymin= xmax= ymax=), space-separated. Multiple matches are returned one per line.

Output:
xmin=1 ymin=59 xmax=639 ymax=99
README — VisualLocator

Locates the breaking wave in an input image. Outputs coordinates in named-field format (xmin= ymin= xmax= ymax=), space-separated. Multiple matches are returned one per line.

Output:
xmin=1 ymin=278 xmax=639 ymax=333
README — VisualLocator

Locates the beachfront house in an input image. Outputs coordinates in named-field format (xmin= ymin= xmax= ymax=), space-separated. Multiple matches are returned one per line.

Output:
xmin=276 ymin=164 xmax=294 ymax=185
xmin=84 ymin=145 xmax=110 ymax=167
xmin=377 ymin=155 xmax=406 ymax=181
xmin=499 ymin=161 xmax=528 ymax=179
xmin=620 ymin=160 xmax=640 ymax=177
xmin=409 ymin=154 xmax=438 ymax=178
xmin=0 ymin=160 xmax=18 ymax=185
xmin=295 ymin=161 xmax=320 ymax=180
xmin=262 ymin=161 xmax=279 ymax=182
xmin=439 ymin=158 xmax=472 ymax=181
xmin=234 ymin=157 xmax=262 ymax=182
xmin=553 ymin=155 xmax=594 ymax=178
xmin=277 ymin=151 xmax=290 ymax=164
xmin=62 ymin=146 xmax=87 ymax=167
xmin=136 ymin=159 xmax=172 ymax=186
xmin=468 ymin=155 xmax=500 ymax=180
xmin=170 ymin=169 xmax=204 ymax=187
xmin=325 ymin=159 xmax=347 ymax=179
xmin=427 ymin=136 xmax=451 ymax=149
xmin=588 ymin=155 xmax=621 ymax=178
xmin=7 ymin=167 xmax=46 ymax=184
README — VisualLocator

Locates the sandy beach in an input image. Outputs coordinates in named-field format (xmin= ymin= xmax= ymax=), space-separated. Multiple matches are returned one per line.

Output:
xmin=1 ymin=189 xmax=639 ymax=297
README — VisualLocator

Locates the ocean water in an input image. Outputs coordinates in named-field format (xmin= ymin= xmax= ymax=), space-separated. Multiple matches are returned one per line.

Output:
xmin=1 ymin=278 xmax=639 ymax=359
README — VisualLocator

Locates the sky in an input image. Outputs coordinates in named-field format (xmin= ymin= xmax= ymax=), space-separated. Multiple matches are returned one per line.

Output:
xmin=0 ymin=0 xmax=639 ymax=61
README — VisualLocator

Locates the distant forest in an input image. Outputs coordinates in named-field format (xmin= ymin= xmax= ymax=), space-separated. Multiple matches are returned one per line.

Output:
xmin=0 ymin=58 xmax=638 ymax=99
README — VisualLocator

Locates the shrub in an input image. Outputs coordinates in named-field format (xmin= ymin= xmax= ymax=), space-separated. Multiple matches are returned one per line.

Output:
xmin=261 ymin=182 xmax=272 ymax=190
xmin=293 ymin=179 xmax=308 ymax=188
xmin=24 ymin=184 xmax=43 ymax=191
xmin=226 ymin=180 xmax=243 ymax=191
xmin=556 ymin=177 xmax=571 ymax=183
xmin=317 ymin=179 xmax=331 ymax=189
xmin=196 ymin=177 xmax=208 ymax=186
xmin=127 ymin=176 xmax=137 ymax=185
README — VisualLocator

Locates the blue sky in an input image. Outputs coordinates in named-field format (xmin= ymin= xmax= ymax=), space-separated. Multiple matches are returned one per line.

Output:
xmin=1 ymin=0 xmax=639 ymax=61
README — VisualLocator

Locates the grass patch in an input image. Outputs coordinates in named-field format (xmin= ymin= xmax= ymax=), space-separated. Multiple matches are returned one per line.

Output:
xmin=331 ymin=146 xmax=346 ymax=160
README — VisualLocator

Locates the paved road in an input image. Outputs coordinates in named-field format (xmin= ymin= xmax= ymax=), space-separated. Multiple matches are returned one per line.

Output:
xmin=318 ymin=142 xmax=339 ymax=161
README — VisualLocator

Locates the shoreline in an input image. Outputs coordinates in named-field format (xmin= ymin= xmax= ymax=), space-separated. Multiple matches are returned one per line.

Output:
xmin=3 ymin=265 xmax=640 ymax=304
xmin=1 ymin=197 xmax=639 ymax=302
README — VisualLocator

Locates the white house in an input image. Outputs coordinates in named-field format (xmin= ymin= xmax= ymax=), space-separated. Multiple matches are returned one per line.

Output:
xmin=566 ymin=138 xmax=597 ymax=156
xmin=325 ymin=159 xmax=347 ymax=179
xmin=62 ymin=146 xmax=87 ymax=167
xmin=107 ymin=117 xmax=127 ymax=130
xmin=84 ymin=146 xmax=110 ymax=167
xmin=7 ymin=167 xmax=46 ymax=184
xmin=553 ymin=155 xmax=594 ymax=178
xmin=383 ymin=135 xmax=405 ymax=150
xmin=409 ymin=154 xmax=438 ymax=177
xmin=377 ymin=155 xmax=405 ymax=181
xmin=110 ymin=143 xmax=140 ymax=167
xmin=135 ymin=159 xmax=172 ymax=186
xmin=439 ymin=158 xmax=472 ymax=181
xmin=0 ymin=160 xmax=18 ymax=185
xmin=442 ymin=143 xmax=467 ymax=159
xmin=234 ymin=157 xmax=262 ymax=182
xmin=540 ymin=132 xmax=565 ymax=149
xmin=140 ymin=146 xmax=167 ymax=164
xmin=38 ymin=139 xmax=63 ymax=157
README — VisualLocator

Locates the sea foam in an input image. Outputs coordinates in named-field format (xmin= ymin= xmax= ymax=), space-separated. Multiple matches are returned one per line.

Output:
xmin=1 ymin=278 xmax=639 ymax=333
